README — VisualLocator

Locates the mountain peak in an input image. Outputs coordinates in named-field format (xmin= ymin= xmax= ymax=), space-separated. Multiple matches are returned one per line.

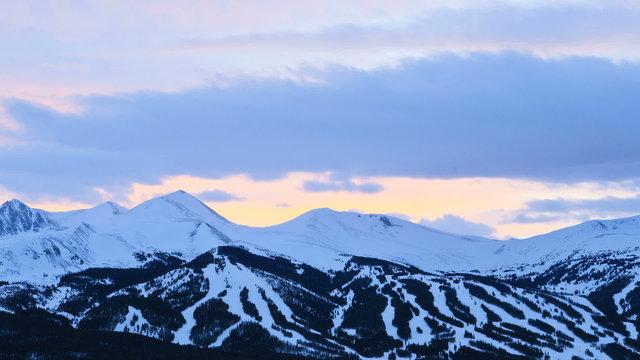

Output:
xmin=99 ymin=201 xmax=128 ymax=215
xmin=131 ymin=190 xmax=230 ymax=224
xmin=86 ymin=201 xmax=128 ymax=216
xmin=162 ymin=190 xmax=198 ymax=202
xmin=0 ymin=199 xmax=58 ymax=237
xmin=3 ymin=198 xmax=28 ymax=209
xmin=299 ymin=207 xmax=340 ymax=217
xmin=290 ymin=208 xmax=400 ymax=227
xmin=273 ymin=208 xmax=409 ymax=236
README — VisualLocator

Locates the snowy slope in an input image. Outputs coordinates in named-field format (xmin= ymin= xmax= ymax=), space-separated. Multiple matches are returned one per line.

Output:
xmin=0 ymin=199 xmax=59 ymax=236
xmin=0 ymin=191 xmax=508 ymax=280
xmin=50 ymin=201 xmax=128 ymax=226
xmin=0 ymin=191 xmax=236 ymax=281
xmin=2 ymin=190 xmax=640 ymax=281
xmin=496 ymin=215 xmax=640 ymax=267
xmin=236 ymin=208 xmax=505 ymax=271
xmin=485 ymin=216 xmax=640 ymax=296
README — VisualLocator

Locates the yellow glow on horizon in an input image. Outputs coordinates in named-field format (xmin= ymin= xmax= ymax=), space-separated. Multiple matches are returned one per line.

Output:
xmin=5 ymin=172 xmax=638 ymax=239
xmin=117 ymin=172 xmax=640 ymax=238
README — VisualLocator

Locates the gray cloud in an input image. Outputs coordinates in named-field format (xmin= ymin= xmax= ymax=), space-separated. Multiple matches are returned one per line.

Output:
xmin=509 ymin=213 xmax=564 ymax=224
xmin=506 ymin=195 xmax=640 ymax=223
xmin=303 ymin=179 xmax=384 ymax=193
xmin=197 ymin=189 xmax=243 ymax=202
xmin=168 ymin=4 xmax=640 ymax=59
xmin=3 ymin=53 xmax=640 ymax=201
xmin=527 ymin=196 xmax=640 ymax=215
xmin=419 ymin=214 xmax=496 ymax=237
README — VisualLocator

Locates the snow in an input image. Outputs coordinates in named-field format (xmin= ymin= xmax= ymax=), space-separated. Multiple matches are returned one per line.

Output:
xmin=2 ymin=189 xmax=640 ymax=299
xmin=330 ymin=290 xmax=354 ymax=334
xmin=232 ymin=209 xmax=508 ymax=272
xmin=50 ymin=201 xmax=128 ymax=226
xmin=114 ymin=306 xmax=153 ymax=336
xmin=173 ymin=264 xmax=218 ymax=345
xmin=495 ymin=215 xmax=640 ymax=269
xmin=130 ymin=190 xmax=229 ymax=225
xmin=380 ymin=292 xmax=398 ymax=339
xmin=613 ymin=277 xmax=638 ymax=314
xmin=173 ymin=256 xmax=310 ymax=347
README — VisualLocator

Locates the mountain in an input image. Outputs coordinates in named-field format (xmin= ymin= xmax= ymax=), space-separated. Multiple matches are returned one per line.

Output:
xmin=0 ymin=191 xmax=236 ymax=282
xmin=0 ymin=191 xmax=639 ymax=359
xmin=236 ymin=208 xmax=506 ymax=271
xmin=0 ymin=199 xmax=59 ymax=236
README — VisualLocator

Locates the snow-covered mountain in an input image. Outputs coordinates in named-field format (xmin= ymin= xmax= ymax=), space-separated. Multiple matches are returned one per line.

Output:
xmin=0 ymin=191 xmax=236 ymax=282
xmin=1 ymin=191 xmax=639 ymax=359
xmin=0 ymin=191 xmax=486 ymax=281
xmin=0 ymin=199 xmax=59 ymax=237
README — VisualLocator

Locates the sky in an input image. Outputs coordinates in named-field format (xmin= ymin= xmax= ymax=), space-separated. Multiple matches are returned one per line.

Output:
xmin=1 ymin=0 xmax=640 ymax=239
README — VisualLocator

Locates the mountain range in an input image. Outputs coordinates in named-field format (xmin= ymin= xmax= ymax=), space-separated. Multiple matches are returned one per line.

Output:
xmin=0 ymin=191 xmax=639 ymax=359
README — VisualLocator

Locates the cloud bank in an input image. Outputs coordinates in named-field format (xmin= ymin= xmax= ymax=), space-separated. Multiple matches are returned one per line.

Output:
xmin=197 ymin=189 xmax=244 ymax=202
xmin=302 ymin=174 xmax=384 ymax=193
xmin=2 ymin=0 xmax=640 ymax=110
xmin=507 ymin=195 xmax=640 ymax=224
xmin=420 ymin=214 xmax=496 ymax=237
xmin=3 ymin=53 xmax=640 ymax=201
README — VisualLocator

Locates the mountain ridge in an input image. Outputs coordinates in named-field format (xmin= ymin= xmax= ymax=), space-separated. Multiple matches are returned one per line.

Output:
xmin=2 ymin=190 xmax=640 ymax=278
xmin=1 ymin=191 xmax=640 ymax=359
xmin=0 ymin=199 xmax=60 ymax=237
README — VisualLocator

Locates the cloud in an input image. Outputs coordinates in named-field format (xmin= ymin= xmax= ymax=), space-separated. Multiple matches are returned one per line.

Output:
xmin=170 ymin=3 xmax=640 ymax=60
xmin=529 ymin=196 xmax=640 ymax=214
xmin=506 ymin=195 xmax=640 ymax=223
xmin=419 ymin=214 xmax=496 ymax=237
xmin=1 ymin=0 xmax=640 ymax=115
xmin=303 ymin=179 xmax=384 ymax=193
xmin=196 ymin=189 xmax=243 ymax=202
xmin=509 ymin=214 xmax=564 ymax=224
xmin=3 ymin=53 xmax=640 ymax=200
